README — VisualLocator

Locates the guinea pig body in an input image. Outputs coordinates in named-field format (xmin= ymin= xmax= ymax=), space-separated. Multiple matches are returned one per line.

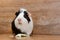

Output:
xmin=11 ymin=8 xmax=33 ymax=38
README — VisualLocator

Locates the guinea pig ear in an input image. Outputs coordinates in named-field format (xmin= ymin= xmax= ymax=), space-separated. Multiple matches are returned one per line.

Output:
xmin=28 ymin=12 xmax=31 ymax=17
xmin=15 ymin=10 xmax=20 ymax=16
xmin=24 ymin=11 xmax=31 ymax=17
xmin=26 ymin=11 xmax=31 ymax=17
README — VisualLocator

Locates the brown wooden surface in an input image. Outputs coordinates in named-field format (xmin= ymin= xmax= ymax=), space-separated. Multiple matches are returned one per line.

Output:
xmin=0 ymin=34 xmax=60 ymax=40
xmin=0 ymin=0 xmax=60 ymax=34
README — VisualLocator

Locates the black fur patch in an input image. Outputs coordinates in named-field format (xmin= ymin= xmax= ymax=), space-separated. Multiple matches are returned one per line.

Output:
xmin=24 ymin=11 xmax=31 ymax=23
xmin=11 ymin=20 xmax=22 ymax=35
xmin=15 ymin=10 xmax=20 ymax=17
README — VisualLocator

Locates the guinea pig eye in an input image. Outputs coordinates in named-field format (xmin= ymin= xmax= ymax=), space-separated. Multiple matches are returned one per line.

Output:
xmin=15 ymin=10 xmax=20 ymax=16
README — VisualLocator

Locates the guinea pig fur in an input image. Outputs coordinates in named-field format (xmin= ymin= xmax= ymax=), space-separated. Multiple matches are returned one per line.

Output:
xmin=11 ymin=8 xmax=33 ymax=39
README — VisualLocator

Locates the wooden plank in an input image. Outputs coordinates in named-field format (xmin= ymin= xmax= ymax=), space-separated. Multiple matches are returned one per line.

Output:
xmin=0 ymin=0 xmax=60 ymax=34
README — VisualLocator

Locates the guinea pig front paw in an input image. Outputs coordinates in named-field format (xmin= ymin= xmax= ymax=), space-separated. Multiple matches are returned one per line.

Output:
xmin=15 ymin=34 xmax=29 ymax=39
xmin=15 ymin=34 xmax=21 ymax=39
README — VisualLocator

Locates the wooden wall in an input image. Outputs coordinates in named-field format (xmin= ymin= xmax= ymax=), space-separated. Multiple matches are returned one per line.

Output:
xmin=0 ymin=0 xmax=60 ymax=35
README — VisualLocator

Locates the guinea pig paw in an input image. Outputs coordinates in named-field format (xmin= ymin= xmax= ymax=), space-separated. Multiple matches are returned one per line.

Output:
xmin=15 ymin=34 xmax=21 ymax=39
xmin=15 ymin=34 xmax=30 ymax=39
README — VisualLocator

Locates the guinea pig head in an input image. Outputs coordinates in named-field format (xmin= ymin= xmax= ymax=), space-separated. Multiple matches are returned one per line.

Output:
xmin=15 ymin=8 xmax=31 ymax=24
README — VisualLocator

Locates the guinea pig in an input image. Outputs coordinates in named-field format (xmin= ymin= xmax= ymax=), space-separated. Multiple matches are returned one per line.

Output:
xmin=11 ymin=8 xmax=33 ymax=39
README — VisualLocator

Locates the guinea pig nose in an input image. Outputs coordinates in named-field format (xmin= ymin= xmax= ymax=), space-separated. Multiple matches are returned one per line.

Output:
xmin=18 ymin=19 xmax=22 ymax=24
xmin=18 ymin=19 xmax=21 ymax=22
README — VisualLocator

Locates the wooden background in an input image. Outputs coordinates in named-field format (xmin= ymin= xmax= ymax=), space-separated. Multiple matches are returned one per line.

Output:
xmin=0 ymin=0 xmax=60 ymax=35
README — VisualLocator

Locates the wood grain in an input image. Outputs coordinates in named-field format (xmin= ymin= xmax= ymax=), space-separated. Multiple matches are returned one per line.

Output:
xmin=0 ymin=0 xmax=60 ymax=34
xmin=0 ymin=34 xmax=60 ymax=40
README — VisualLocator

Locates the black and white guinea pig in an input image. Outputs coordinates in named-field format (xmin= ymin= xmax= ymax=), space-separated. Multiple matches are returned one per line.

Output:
xmin=11 ymin=8 xmax=33 ymax=39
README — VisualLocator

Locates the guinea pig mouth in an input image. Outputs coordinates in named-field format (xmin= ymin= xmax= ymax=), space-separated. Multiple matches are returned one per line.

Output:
xmin=18 ymin=22 xmax=22 ymax=24
xmin=18 ymin=21 xmax=22 ymax=24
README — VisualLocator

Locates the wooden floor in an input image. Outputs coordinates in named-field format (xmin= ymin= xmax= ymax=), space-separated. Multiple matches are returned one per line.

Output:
xmin=0 ymin=34 xmax=60 ymax=40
